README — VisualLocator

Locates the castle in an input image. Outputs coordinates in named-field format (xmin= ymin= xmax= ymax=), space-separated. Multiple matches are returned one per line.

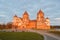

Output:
xmin=12 ymin=10 xmax=50 ymax=30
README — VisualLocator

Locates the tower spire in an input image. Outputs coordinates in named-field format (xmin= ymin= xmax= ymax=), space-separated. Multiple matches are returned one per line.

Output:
xmin=23 ymin=11 xmax=28 ymax=15
xmin=37 ymin=9 xmax=44 ymax=15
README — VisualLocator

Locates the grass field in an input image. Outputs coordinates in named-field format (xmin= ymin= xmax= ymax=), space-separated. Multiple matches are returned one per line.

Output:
xmin=0 ymin=32 xmax=44 ymax=40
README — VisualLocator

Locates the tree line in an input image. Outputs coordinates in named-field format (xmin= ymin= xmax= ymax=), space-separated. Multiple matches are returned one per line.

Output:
xmin=0 ymin=22 xmax=12 ymax=29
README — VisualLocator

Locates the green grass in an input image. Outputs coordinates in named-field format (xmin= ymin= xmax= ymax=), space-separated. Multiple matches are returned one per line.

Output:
xmin=0 ymin=32 xmax=44 ymax=40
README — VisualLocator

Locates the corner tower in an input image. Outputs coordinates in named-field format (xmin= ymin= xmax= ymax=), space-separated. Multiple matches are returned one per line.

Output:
xmin=13 ymin=15 xmax=18 ymax=26
xmin=12 ymin=15 xmax=18 ymax=30
xmin=45 ymin=17 xmax=50 ymax=29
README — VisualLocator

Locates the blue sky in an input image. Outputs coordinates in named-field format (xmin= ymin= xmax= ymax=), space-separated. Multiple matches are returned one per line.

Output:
xmin=0 ymin=0 xmax=60 ymax=26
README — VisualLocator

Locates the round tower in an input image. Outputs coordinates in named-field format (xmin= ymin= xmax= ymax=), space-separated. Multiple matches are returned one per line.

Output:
xmin=45 ymin=17 xmax=50 ymax=29
xmin=45 ymin=17 xmax=50 ymax=26
xmin=12 ymin=15 xmax=18 ymax=31
xmin=13 ymin=15 xmax=18 ymax=23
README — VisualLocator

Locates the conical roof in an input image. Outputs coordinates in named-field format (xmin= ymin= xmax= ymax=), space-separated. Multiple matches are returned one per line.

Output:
xmin=23 ymin=11 xmax=28 ymax=15
xmin=14 ymin=14 xmax=17 ymax=17
xmin=37 ymin=9 xmax=44 ymax=15
xmin=46 ymin=17 xmax=49 ymax=19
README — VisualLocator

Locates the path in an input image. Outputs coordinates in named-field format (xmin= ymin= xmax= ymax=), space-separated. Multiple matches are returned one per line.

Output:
xmin=28 ymin=29 xmax=60 ymax=40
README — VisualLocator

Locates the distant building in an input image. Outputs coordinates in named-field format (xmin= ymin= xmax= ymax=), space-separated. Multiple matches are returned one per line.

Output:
xmin=12 ymin=10 xmax=50 ymax=30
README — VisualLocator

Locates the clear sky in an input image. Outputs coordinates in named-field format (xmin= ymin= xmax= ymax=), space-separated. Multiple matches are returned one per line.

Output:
xmin=0 ymin=0 xmax=60 ymax=26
